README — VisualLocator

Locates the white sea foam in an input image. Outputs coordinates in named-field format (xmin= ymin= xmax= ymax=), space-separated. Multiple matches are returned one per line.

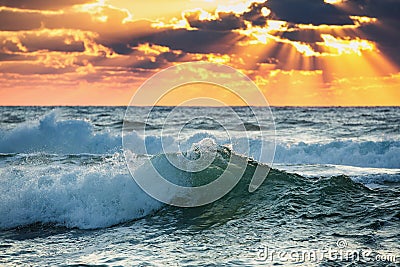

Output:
xmin=0 ymin=112 xmax=398 ymax=169
xmin=0 ymin=159 xmax=162 ymax=230
xmin=0 ymin=112 xmax=399 ymax=229
xmin=273 ymin=141 xmax=400 ymax=169
xmin=0 ymin=112 xmax=400 ymax=229
xmin=0 ymin=111 xmax=120 ymax=154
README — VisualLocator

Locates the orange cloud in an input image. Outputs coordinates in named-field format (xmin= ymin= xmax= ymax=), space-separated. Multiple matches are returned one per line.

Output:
xmin=0 ymin=0 xmax=398 ymax=106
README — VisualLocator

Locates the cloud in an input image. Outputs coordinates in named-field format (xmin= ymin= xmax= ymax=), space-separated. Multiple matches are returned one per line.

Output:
xmin=242 ymin=2 xmax=271 ymax=26
xmin=184 ymin=10 xmax=245 ymax=31
xmin=0 ymin=9 xmax=43 ymax=30
xmin=339 ymin=0 xmax=400 ymax=21
xmin=0 ymin=0 xmax=398 ymax=106
xmin=0 ymin=0 xmax=96 ymax=10
xmin=0 ymin=4 xmax=134 ymax=32
xmin=0 ymin=53 xmax=34 ymax=61
xmin=265 ymin=0 xmax=353 ymax=25
xmin=0 ymin=32 xmax=85 ymax=53
xmin=180 ymin=1 xmax=274 ymax=31
xmin=131 ymin=28 xmax=241 ymax=54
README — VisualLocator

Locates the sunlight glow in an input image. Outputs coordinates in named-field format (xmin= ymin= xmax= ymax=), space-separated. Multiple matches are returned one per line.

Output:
xmin=188 ymin=8 xmax=216 ymax=20
xmin=136 ymin=43 xmax=171 ymax=55
xmin=321 ymin=34 xmax=374 ymax=56
xmin=236 ymin=22 xmax=320 ymax=57
xmin=152 ymin=17 xmax=192 ymax=29
xmin=295 ymin=23 xmax=358 ymax=30
xmin=204 ymin=54 xmax=231 ymax=64
xmin=350 ymin=16 xmax=378 ymax=26
xmin=0 ymin=0 xmax=398 ymax=106
xmin=237 ymin=20 xmax=288 ymax=44
xmin=0 ymin=6 xmax=64 ymax=15
xmin=291 ymin=43 xmax=316 ymax=57
xmin=74 ymin=0 xmax=133 ymax=24
xmin=261 ymin=7 xmax=271 ymax=17
xmin=216 ymin=0 xmax=265 ymax=14
xmin=74 ymin=0 xmax=106 ymax=14
xmin=324 ymin=0 xmax=342 ymax=4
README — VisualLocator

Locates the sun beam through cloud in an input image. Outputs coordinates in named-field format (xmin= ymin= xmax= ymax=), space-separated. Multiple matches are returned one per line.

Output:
xmin=0 ymin=0 xmax=398 ymax=105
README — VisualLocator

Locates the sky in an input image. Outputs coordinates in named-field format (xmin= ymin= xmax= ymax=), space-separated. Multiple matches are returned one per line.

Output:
xmin=0 ymin=0 xmax=399 ymax=106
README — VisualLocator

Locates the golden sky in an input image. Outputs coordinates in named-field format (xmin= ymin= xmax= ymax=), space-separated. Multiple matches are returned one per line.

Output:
xmin=0 ymin=0 xmax=399 ymax=106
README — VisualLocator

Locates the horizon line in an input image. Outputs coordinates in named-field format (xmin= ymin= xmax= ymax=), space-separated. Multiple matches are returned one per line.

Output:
xmin=1 ymin=105 xmax=399 ymax=108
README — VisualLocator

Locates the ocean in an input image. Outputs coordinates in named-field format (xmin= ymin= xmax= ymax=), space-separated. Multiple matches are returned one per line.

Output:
xmin=0 ymin=106 xmax=399 ymax=266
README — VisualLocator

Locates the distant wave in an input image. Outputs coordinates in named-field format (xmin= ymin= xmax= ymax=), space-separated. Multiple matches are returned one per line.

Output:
xmin=0 ymin=111 xmax=120 ymax=154
xmin=274 ymin=141 xmax=400 ymax=169
xmin=0 ymin=112 xmax=399 ymax=169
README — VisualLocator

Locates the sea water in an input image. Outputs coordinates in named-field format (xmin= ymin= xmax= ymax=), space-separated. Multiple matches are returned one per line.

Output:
xmin=0 ymin=106 xmax=399 ymax=266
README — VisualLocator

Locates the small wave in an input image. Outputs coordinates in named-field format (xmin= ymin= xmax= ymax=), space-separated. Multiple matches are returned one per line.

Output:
xmin=352 ymin=173 xmax=400 ymax=186
xmin=242 ymin=122 xmax=261 ymax=131
xmin=0 ymin=111 xmax=121 ymax=154
xmin=123 ymin=120 xmax=158 ymax=130
xmin=1 ymin=112 xmax=399 ymax=170
xmin=273 ymin=141 xmax=400 ymax=169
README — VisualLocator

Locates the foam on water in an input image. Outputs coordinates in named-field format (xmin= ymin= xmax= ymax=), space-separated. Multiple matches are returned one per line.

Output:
xmin=1 ymin=144 xmax=398 ymax=230
xmin=1 ymin=112 xmax=398 ymax=168
xmin=0 ymin=111 xmax=120 ymax=154
xmin=274 ymin=141 xmax=400 ymax=169
xmin=0 ymin=111 xmax=399 ymax=230
xmin=0 ymin=157 xmax=162 ymax=230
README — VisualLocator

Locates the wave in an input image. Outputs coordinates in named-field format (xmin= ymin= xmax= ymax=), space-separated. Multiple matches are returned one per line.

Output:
xmin=1 ymin=112 xmax=400 ymax=170
xmin=0 ymin=156 xmax=162 ymax=230
xmin=1 ymin=140 xmax=382 ymax=231
xmin=0 ymin=111 xmax=120 ymax=154
xmin=352 ymin=173 xmax=400 ymax=186
xmin=1 ymin=112 xmax=399 ymax=169
xmin=274 ymin=141 xmax=400 ymax=169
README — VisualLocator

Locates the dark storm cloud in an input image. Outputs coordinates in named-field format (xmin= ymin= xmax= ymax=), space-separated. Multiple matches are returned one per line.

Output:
xmin=1 ymin=39 xmax=24 ymax=53
xmin=130 ymin=29 xmax=241 ymax=54
xmin=281 ymin=27 xmax=361 ymax=43
xmin=341 ymin=0 xmax=400 ymax=21
xmin=1 ymin=0 xmax=398 ymax=72
xmin=265 ymin=0 xmax=353 ymax=25
xmin=20 ymin=35 xmax=85 ymax=53
xmin=118 ymin=49 xmax=185 ymax=70
xmin=0 ymin=62 xmax=75 ymax=74
xmin=0 ymin=0 xmax=95 ymax=10
xmin=0 ymin=6 xmax=132 ymax=31
xmin=0 ymin=7 xmax=161 ymax=55
xmin=0 ymin=53 xmax=36 ymax=61
xmin=242 ymin=2 xmax=271 ymax=26
xmin=183 ymin=3 xmax=273 ymax=30
xmin=158 ymin=51 xmax=186 ymax=62
xmin=185 ymin=11 xmax=245 ymax=31
xmin=0 ymin=5 xmax=247 ymax=59
xmin=281 ymin=29 xmax=324 ymax=43
xmin=98 ymin=20 xmax=162 ymax=55
xmin=0 ymin=10 xmax=42 ymax=30
xmin=130 ymin=59 xmax=164 ymax=70
xmin=359 ymin=23 xmax=400 ymax=65
xmin=0 ymin=9 xmax=97 ymax=31
xmin=339 ymin=0 xmax=400 ymax=65
xmin=0 ymin=30 xmax=87 ymax=54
